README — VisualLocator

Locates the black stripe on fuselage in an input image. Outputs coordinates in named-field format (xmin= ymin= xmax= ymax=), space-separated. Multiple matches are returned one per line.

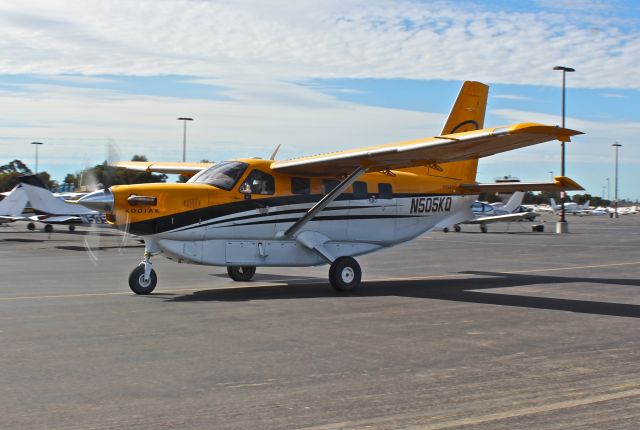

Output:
xmin=123 ymin=192 xmax=452 ymax=236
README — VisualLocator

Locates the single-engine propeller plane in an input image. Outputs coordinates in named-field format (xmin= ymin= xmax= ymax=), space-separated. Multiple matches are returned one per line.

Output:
xmin=78 ymin=81 xmax=584 ymax=294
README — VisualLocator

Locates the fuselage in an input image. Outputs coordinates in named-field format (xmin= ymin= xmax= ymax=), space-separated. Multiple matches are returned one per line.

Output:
xmin=101 ymin=159 xmax=477 ymax=266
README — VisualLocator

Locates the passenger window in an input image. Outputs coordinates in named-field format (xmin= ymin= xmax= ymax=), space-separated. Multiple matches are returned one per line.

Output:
xmin=353 ymin=181 xmax=368 ymax=199
xmin=291 ymin=177 xmax=310 ymax=195
xmin=378 ymin=183 xmax=393 ymax=199
xmin=240 ymin=170 xmax=275 ymax=195
xmin=323 ymin=180 xmax=340 ymax=194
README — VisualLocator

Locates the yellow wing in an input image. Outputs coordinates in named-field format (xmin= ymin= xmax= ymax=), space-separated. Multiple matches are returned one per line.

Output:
xmin=271 ymin=123 xmax=582 ymax=177
xmin=112 ymin=161 xmax=213 ymax=175
xmin=460 ymin=176 xmax=584 ymax=192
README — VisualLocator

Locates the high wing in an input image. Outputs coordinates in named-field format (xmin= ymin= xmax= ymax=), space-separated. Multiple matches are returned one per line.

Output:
xmin=271 ymin=123 xmax=582 ymax=177
xmin=460 ymin=176 xmax=583 ymax=192
xmin=29 ymin=215 xmax=81 ymax=223
xmin=112 ymin=161 xmax=213 ymax=175
xmin=465 ymin=212 xmax=538 ymax=224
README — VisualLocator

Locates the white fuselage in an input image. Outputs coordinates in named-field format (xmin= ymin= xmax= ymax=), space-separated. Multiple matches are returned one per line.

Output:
xmin=147 ymin=194 xmax=476 ymax=267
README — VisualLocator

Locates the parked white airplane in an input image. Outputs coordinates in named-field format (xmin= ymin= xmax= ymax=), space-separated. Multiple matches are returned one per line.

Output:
xmin=0 ymin=184 xmax=28 ymax=224
xmin=549 ymin=198 xmax=591 ymax=216
xmin=446 ymin=191 xmax=538 ymax=233
xmin=18 ymin=175 xmax=108 ymax=232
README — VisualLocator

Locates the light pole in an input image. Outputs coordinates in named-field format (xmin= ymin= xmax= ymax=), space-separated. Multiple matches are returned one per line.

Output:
xmin=606 ymin=177 xmax=610 ymax=200
xmin=553 ymin=66 xmax=575 ymax=233
xmin=177 ymin=117 xmax=194 ymax=162
xmin=613 ymin=142 xmax=622 ymax=218
xmin=31 ymin=141 xmax=43 ymax=174
xmin=549 ymin=170 xmax=554 ymax=181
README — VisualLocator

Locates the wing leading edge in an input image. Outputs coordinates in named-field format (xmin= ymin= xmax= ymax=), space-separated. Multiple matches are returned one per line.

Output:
xmin=112 ymin=161 xmax=213 ymax=175
xmin=271 ymin=123 xmax=582 ymax=177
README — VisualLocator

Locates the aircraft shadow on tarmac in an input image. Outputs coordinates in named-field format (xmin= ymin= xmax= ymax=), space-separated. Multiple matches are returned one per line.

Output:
xmin=163 ymin=271 xmax=640 ymax=319
xmin=54 ymin=244 xmax=145 ymax=251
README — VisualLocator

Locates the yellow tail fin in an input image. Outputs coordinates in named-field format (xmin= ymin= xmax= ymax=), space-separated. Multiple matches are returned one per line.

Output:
xmin=402 ymin=81 xmax=488 ymax=182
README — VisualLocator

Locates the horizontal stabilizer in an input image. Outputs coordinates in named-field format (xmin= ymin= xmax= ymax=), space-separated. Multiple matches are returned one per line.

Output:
xmin=459 ymin=176 xmax=584 ymax=192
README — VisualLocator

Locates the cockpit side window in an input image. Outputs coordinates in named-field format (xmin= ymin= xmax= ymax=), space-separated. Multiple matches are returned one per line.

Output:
xmin=187 ymin=161 xmax=249 ymax=191
xmin=240 ymin=169 xmax=275 ymax=195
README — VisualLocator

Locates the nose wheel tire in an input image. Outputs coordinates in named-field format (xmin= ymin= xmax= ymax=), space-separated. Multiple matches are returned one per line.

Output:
xmin=329 ymin=256 xmax=362 ymax=292
xmin=68 ymin=225 xmax=76 ymax=232
xmin=27 ymin=222 xmax=35 ymax=231
xmin=480 ymin=225 xmax=488 ymax=233
xmin=128 ymin=265 xmax=157 ymax=295
xmin=227 ymin=265 xmax=256 ymax=282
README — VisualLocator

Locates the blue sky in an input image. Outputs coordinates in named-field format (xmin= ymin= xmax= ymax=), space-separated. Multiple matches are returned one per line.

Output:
xmin=1 ymin=0 xmax=639 ymax=199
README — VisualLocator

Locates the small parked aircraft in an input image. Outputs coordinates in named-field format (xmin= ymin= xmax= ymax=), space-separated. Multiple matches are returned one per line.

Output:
xmin=549 ymin=198 xmax=591 ymax=216
xmin=18 ymin=175 xmax=108 ymax=232
xmin=78 ymin=81 xmax=584 ymax=294
xmin=446 ymin=191 xmax=538 ymax=233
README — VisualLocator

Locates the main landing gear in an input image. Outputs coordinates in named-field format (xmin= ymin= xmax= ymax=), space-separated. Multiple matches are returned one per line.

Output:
xmin=227 ymin=266 xmax=256 ymax=281
xmin=329 ymin=256 xmax=362 ymax=292
xmin=128 ymin=252 xmax=157 ymax=294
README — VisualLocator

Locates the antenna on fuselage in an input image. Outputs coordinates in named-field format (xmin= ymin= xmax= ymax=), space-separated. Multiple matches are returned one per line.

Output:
xmin=269 ymin=144 xmax=281 ymax=160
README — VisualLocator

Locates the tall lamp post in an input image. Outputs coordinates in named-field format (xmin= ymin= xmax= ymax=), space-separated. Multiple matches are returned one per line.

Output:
xmin=613 ymin=142 xmax=622 ymax=218
xmin=553 ymin=66 xmax=575 ymax=234
xmin=606 ymin=177 xmax=610 ymax=200
xmin=177 ymin=117 xmax=194 ymax=162
xmin=31 ymin=141 xmax=43 ymax=174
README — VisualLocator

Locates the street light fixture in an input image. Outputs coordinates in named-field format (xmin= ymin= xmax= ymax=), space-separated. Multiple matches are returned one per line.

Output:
xmin=31 ymin=141 xmax=43 ymax=174
xmin=177 ymin=117 xmax=194 ymax=162
xmin=553 ymin=66 xmax=575 ymax=234
xmin=613 ymin=142 xmax=622 ymax=218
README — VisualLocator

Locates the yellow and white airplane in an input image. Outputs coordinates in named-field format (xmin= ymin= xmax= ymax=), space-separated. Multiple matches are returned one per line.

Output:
xmin=78 ymin=81 xmax=583 ymax=294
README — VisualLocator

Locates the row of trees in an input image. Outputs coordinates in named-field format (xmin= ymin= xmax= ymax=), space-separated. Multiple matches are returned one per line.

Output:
xmin=0 ymin=156 xmax=167 ymax=192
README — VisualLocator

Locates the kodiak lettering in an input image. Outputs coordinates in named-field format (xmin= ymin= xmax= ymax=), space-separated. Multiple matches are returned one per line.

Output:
xmin=410 ymin=197 xmax=452 ymax=214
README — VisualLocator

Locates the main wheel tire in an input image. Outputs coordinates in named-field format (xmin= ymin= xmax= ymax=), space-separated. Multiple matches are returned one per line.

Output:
xmin=442 ymin=227 xmax=449 ymax=233
xmin=227 ymin=265 xmax=256 ymax=281
xmin=128 ymin=265 xmax=157 ymax=295
xmin=27 ymin=222 xmax=35 ymax=231
xmin=68 ymin=225 xmax=76 ymax=232
xmin=454 ymin=225 xmax=461 ymax=232
xmin=480 ymin=225 xmax=488 ymax=233
xmin=329 ymin=256 xmax=362 ymax=292
xmin=44 ymin=224 xmax=53 ymax=233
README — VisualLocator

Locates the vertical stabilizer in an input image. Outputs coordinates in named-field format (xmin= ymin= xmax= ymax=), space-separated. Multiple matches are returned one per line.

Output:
xmin=503 ymin=192 xmax=525 ymax=213
xmin=0 ymin=185 xmax=28 ymax=216
xmin=440 ymin=81 xmax=489 ymax=135
xmin=402 ymin=81 xmax=488 ymax=182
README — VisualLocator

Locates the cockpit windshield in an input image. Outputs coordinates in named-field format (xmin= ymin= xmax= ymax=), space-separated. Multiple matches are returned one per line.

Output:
xmin=187 ymin=161 xmax=249 ymax=190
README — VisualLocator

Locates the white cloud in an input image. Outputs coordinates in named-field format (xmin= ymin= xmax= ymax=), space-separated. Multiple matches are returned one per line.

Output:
xmin=0 ymin=0 xmax=637 ymax=88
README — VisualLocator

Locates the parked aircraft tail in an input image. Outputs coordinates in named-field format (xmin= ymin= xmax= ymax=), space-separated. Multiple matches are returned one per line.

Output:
xmin=549 ymin=198 xmax=558 ymax=214
xmin=0 ymin=185 xmax=28 ymax=216
xmin=18 ymin=175 xmax=92 ymax=216
xmin=583 ymin=200 xmax=590 ymax=209
xmin=503 ymin=191 xmax=526 ymax=213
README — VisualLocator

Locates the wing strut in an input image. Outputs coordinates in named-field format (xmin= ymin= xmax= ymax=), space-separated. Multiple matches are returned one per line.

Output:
xmin=283 ymin=167 xmax=366 ymax=238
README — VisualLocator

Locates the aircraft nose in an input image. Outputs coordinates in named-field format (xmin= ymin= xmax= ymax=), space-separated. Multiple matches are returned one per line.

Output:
xmin=78 ymin=188 xmax=114 ymax=212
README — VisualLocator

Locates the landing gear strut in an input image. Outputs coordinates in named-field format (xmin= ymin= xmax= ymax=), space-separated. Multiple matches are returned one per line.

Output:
xmin=329 ymin=256 xmax=361 ymax=292
xmin=128 ymin=252 xmax=157 ymax=294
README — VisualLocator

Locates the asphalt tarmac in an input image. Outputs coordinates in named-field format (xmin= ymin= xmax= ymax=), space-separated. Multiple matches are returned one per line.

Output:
xmin=1 ymin=214 xmax=640 ymax=429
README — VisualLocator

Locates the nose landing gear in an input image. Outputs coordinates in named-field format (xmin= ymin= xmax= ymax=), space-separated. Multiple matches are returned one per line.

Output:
xmin=128 ymin=252 xmax=157 ymax=294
